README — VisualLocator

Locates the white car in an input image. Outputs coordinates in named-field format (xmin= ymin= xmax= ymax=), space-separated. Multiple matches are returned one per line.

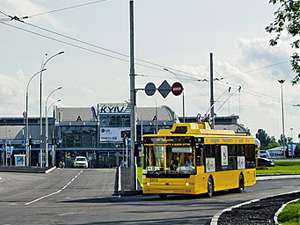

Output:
xmin=73 ymin=156 xmax=88 ymax=168
xmin=258 ymin=150 xmax=270 ymax=158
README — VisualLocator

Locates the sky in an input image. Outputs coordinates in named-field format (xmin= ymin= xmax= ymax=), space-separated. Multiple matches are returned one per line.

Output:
xmin=0 ymin=0 xmax=299 ymax=140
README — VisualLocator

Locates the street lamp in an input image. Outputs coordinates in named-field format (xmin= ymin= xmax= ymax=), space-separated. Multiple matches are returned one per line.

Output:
xmin=25 ymin=68 xmax=47 ymax=167
xmin=45 ymin=87 xmax=62 ymax=168
xmin=47 ymin=99 xmax=62 ymax=112
xmin=39 ymin=51 xmax=64 ymax=168
xmin=47 ymin=99 xmax=62 ymax=167
xmin=278 ymin=79 xmax=286 ymax=158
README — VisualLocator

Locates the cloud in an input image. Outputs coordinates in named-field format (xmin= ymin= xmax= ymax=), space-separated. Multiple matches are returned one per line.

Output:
xmin=0 ymin=71 xmax=27 ymax=116
xmin=169 ymin=36 xmax=300 ymax=138
xmin=237 ymin=37 xmax=293 ymax=80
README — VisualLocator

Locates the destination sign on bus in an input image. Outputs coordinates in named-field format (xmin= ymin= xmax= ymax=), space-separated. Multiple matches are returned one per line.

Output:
xmin=172 ymin=147 xmax=192 ymax=153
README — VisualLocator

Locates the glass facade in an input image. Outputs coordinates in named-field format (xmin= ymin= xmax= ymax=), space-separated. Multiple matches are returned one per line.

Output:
xmin=60 ymin=126 xmax=97 ymax=148
xmin=100 ymin=114 xmax=130 ymax=127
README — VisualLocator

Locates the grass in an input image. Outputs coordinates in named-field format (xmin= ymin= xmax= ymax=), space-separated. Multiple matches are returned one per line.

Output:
xmin=256 ymin=160 xmax=300 ymax=175
xmin=278 ymin=199 xmax=300 ymax=225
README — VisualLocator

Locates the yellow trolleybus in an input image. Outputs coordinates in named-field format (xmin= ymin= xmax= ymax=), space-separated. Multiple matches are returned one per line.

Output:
xmin=142 ymin=122 xmax=256 ymax=198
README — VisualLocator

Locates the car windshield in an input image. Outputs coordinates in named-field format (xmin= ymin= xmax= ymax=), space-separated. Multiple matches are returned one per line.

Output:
xmin=76 ymin=158 xmax=86 ymax=161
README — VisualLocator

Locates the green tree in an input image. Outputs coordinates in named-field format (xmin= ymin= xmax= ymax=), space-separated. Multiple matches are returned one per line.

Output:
xmin=266 ymin=0 xmax=300 ymax=83
xmin=267 ymin=136 xmax=280 ymax=149
xmin=278 ymin=134 xmax=288 ymax=145
xmin=256 ymin=129 xmax=271 ymax=149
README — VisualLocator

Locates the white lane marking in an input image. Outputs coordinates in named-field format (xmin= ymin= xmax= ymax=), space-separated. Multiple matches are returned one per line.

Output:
xmin=45 ymin=166 xmax=57 ymax=174
xmin=257 ymin=175 xmax=300 ymax=181
xmin=25 ymin=170 xmax=83 ymax=206
xmin=58 ymin=212 xmax=76 ymax=217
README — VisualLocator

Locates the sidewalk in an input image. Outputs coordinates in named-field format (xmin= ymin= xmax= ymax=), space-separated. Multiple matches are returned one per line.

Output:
xmin=0 ymin=166 xmax=56 ymax=173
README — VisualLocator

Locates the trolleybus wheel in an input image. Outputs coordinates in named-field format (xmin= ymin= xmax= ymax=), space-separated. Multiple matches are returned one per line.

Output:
xmin=237 ymin=174 xmax=245 ymax=193
xmin=207 ymin=177 xmax=214 ymax=198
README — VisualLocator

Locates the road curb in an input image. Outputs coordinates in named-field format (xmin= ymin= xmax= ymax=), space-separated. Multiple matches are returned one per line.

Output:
xmin=274 ymin=198 xmax=299 ymax=225
xmin=257 ymin=174 xmax=300 ymax=181
xmin=257 ymin=173 xmax=300 ymax=176
xmin=45 ymin=166 xmax=56 ymax=174
xmin=210 ymin=189 xmax=300 ymax=225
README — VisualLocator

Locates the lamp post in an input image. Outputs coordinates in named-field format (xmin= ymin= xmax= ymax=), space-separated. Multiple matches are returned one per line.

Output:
xmin=47 ymin=99 xmax=61 ymax=167
xmin=278 ymin=79 xmax=286 ymax=158
xmin=45 ymin=87 xmax=62 ymax=168
xmin=39 ymin=51 xmax=64 ymax=168
xmin=25 ymin=69 xmax=47 ymax=167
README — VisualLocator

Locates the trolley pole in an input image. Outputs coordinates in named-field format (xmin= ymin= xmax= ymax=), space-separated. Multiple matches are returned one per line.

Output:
xmin=129 ymin=0 xmax=136 ymax=191
xmin=210 ymin=52 xmax=215 ymax=128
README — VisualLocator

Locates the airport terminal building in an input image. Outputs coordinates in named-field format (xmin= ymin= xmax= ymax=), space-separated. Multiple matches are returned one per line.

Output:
xmin=0 ymin=103 xmax=178 ymax=168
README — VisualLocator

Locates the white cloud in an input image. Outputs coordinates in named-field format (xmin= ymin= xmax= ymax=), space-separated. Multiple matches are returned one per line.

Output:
xmin=0 ymin=72 xmax=27 ymax=116
xmin=168 ymin=36 xmax=300 ymax=139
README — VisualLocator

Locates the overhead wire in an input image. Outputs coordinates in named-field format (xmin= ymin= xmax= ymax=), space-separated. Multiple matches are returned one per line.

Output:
xmin=25 ymin=0 xmax=112 ymax=18
xmin=1 ymin=21 xmax=185 ymax=73
xmin=0 ymin=7 xmax=209 ymax=80
xmin=20 ymin=20 xmax=208 ymax=79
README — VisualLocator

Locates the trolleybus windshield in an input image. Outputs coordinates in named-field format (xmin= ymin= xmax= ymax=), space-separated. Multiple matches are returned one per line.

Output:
xmin=144 ymin=136 xmax=196 ymax=175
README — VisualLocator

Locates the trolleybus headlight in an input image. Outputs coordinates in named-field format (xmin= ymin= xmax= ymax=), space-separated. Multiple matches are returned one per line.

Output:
xmin=185 ymin=182 xmax=190 ymax=186
xmin=146 ymin=182 xmax=150 ymax=186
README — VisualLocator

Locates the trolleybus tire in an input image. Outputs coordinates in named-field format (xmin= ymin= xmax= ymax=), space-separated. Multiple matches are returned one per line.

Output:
xmin=207 ymin=177 xmax=214 ymax=198
xmin=235 ymin=173 xmax=245 ymax=193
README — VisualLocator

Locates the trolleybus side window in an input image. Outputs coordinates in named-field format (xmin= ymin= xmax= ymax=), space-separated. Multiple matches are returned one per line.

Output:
xmin=205 ymin=145 xmax=215 ymax=157
xmin=228 ymin=145 xmax=237 ymax=170
xmin=245 ymin=144 xmax=256 ymax=168
xmin=214 ymin=145 xmax=222 ymax=171
xmin=195 ymin=145 xmax=203 ymax=166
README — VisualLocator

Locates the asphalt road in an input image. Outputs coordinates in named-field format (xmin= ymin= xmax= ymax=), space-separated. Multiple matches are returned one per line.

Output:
xmin=0 ymin=169 xmax=299 ymax=225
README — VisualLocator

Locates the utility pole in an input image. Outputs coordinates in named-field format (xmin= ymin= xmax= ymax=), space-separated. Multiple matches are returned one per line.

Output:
xmin=210 ymin=52 xmax=215 ymax=128
xmin=278 ymin=79 xmax=286 ymax=158
xmin=129 ymin=0 xmax=136 ymax=191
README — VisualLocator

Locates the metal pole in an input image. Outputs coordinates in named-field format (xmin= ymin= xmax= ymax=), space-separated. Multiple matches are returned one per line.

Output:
xmin=39 ymin=51 xmax=64 ymax=168
xmin=278 ymin=80 xmax=286 ymax=158
xmin=39 ymin=55 xmax=47 ymax=168
xmin=183 ymin=90 xmax=185 ymax=122
xmin=45 ymin=88 xmax=62 ymax=168
xmin=210 ymin=52 xmax=215 ymax=128
xmin=45 ymin=104 xmax=48 ymax=167
xmin=129 ymin=0 xmax=136 ymax=191
xmin=26 ymin=69 xmax=46 ymax=167
xmin=26 ymin=92 xmax=29 ymax=167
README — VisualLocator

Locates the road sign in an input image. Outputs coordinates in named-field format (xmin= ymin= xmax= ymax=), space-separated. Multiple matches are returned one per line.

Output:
xmin=145 ymin=82 xmax=156 ymax=96
xmin=157 ymin=80 xmax=171 ymax=98
xmin=171 ymin=82 xmax=183 ymax=96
